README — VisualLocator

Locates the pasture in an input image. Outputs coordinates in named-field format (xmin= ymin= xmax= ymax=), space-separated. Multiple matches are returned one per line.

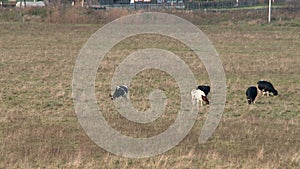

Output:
xmin=0 ymin=11 xmax=299 ymax=168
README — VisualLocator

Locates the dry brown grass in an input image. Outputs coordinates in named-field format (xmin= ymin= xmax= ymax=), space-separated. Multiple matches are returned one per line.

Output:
xmin=0 ymin=13 xmax=299 ymax=168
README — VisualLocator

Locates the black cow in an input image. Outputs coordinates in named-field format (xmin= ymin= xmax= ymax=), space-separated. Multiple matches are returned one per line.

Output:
xmin=110 ymin=85 xmax=129 ymax=100
xmin=246 ymin=86 xmax=258 ymax=104
xmin=197 ymin=85 xmax=210 ymax=96
xmin=257 ymin=80 xmax=278 ymax=96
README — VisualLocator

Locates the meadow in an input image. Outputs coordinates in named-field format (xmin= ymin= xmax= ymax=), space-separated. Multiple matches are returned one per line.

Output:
xmin=0 ymin=8 xmax=299 ymax=168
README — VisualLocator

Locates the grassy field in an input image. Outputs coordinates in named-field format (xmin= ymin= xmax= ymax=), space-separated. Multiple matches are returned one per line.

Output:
xmin=0 ymin=11 xmax=299 ymax=168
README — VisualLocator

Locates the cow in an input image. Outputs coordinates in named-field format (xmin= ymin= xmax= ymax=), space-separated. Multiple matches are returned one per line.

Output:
xmin=246 ymin=86 xmax=258 ymax=104
xmin=197 ymin=85 xmax=211 ymax=96
xmin=191 ymin=89 xmax=209 ymax=109
xmin=110 ymin=85 xmax=129 ymax=100
xmin=257 ymin=80 xmax=278 ymax=96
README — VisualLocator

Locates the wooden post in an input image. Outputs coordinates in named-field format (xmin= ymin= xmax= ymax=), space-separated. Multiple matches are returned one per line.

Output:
xmin=268 ymin=0 xmax=272 ymax=23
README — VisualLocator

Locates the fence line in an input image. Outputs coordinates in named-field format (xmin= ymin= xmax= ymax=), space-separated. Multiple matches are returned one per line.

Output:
xmin=98 ymin=0 xmax=297 ymax=10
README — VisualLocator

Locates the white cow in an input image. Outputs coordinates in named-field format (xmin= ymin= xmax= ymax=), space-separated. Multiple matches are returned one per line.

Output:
xmin=191 ymin=89 xmax=209 ymax=108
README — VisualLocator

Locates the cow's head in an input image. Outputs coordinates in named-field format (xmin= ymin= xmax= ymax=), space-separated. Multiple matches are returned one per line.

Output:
xmin=247 ymin=98 xmax=252 ymax=104
xmin=202 ymin=95 xmax=209 ymax=105
xmin=273 ymin=90 xmax=278 ymax=96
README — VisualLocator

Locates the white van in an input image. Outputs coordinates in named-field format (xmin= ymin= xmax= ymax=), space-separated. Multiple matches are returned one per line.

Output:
xmin=15 ymin=1 xmax=46 ymax=7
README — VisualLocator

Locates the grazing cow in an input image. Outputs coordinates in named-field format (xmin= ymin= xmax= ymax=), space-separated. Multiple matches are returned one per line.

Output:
xmin=246 ymin=86 xmax=258 ymax=104
xmin=110 ymin=85 xmax=129 ymax=100
xmin=257 ymin=80 xmax=278 ymax=96
xmin=191 ymin=89 xmax=209 ymax=109
xmin=197 ymin=85 xmax=211 ymax=96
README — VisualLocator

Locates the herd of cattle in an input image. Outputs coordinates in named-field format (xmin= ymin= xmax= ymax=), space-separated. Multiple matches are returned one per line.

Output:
xmin=246 ymin=80 xmax=278 ymax=104
xmin=110 ymin=80 xmax=278 ymax=110
xmin=191 ymin=80 xmax=278 ymax=109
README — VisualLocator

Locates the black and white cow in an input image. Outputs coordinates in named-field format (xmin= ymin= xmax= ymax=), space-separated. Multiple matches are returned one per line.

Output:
xmin=110 ymin=85 xmax=129 ymax=100
xmin=191 ymin=89 xmax=209 ymax=108
xmin=246 ymin=86 xmax=258 ymax=104
xmin=257 ymin=80 xmax=278 ymax=96
xmin=197 ymin=85 xmax=210 ymax=96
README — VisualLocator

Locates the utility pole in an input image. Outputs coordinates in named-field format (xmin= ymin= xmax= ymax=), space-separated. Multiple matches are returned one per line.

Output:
xmin=268 ymin=0 xmax=272 ymax=23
